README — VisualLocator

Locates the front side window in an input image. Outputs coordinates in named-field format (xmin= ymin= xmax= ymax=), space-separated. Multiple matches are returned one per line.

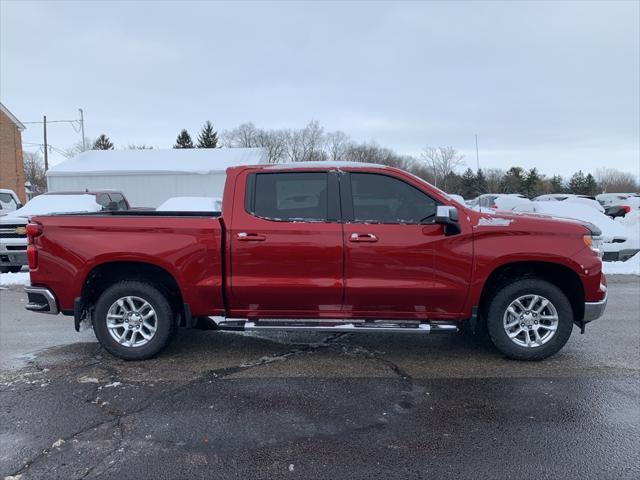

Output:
xmin=349 ymin=173 xmax=437 ymax=224
xmin=249 ymin=172 xmax=329 ymax=222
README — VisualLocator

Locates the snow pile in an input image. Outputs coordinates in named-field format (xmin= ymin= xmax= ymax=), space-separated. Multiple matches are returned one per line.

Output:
xmin=157 ymin=197 xmax=222 ymax=212
xmin=563 ymin=197 xmax=605 ymax=213
xmin=602 ymin=253 xmax=640 ymax=275
xmin=506 ymin=200 xmax=627 ymax=241
xmin=7 ymin=194 xmax=102 ymax=218
xmin=0 ymin=271 xmax=30 ymax=286
xmin=494 ymin=196 xmax=533 ymax=211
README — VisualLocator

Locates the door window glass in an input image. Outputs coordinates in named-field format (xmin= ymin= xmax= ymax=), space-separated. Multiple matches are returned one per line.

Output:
xmin=350 ymin=173 xmax=437 ymax=224
xmin=250 ymin=172 xmax=328 ymax=221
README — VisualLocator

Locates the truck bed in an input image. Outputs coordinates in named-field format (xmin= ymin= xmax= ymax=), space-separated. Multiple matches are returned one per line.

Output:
xmin=28 ymin=212 xmax=225 ymax=317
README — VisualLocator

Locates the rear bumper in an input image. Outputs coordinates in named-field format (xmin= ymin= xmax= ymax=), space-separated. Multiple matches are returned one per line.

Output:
xmin=24 ymin=286 xmax=59 ymax=315
xmin=583 ymin=293 xmax=607 ymax=323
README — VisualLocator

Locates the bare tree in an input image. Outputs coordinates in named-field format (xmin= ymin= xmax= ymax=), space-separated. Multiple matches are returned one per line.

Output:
xmin=23 ymin=151 xmax=47 ymax=194
xmin=420 ymin=146 xmax=465 ymax=190
xmin=324 ymin=130 xmax=350 ymax=162
xmin=483 ymin=168 xmax=505 ymax=193
xmin=63 ymin=138 xmax=95 ymax=158
xmin=223 ymin=123 xmax=287 ymax=163
xmin=595 ymin=168 xmax=639 ymax=193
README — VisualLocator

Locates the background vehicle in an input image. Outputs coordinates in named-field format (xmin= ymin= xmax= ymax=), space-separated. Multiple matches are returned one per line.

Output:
xmin=156 ymin=196 xmax=222 ymax=212
xmin=0 ymin=189 xmax=22 ymax=216
xmin=0 ymin=190 xmax=129 ymax=273
xmin=467 ymin=193 xmax=527 ymax=210
xmin=25 ymin=163 xmax=606 ymax=361
xmin=596 ymin=193 xmax=639 ymax=218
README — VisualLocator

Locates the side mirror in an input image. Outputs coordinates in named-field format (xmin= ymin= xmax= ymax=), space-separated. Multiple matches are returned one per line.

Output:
xmin=435 ymin=205 xmax=461 ymax=236
xmin=16 ymin=203 xmax=23 ymax=209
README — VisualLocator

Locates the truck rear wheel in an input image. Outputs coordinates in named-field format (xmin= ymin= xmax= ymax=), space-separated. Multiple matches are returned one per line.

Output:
xmin=93 ymin=281 xmax=174 ymax=360
xmin=486 ymin=279 xmax=574 ymax=361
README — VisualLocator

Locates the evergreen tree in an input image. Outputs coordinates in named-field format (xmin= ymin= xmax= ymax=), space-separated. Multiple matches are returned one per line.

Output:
xmin=522 ymin=167 xmax=542 ymax=198
xmin=459 ymin=168 xmax=476 ymax=199
xmin=174 ymin=129 xmax=194 ymax=149
xmin=474 ymin=168 xmax=488 ymax=196
xmin=501 ymin=167 xmax=524 ymax=193
xmin=93 ymin=134 xmax=114 ymax=150
xmin=549 ymin=175 xmax=564 ymax=193
xmin=568 ymin=170 xmax=587 ymax=194
xmin=197 ymin=121 xmax=219 ymax=148
xmin=584 ymin=173 xmax=598 ymax=195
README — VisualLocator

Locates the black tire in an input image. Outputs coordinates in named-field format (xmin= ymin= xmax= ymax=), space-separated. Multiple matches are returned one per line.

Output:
xmin=486 ymin=278 xmax=574 ymax=361
xmin=93 ymin=281 xmax=174 ymax=360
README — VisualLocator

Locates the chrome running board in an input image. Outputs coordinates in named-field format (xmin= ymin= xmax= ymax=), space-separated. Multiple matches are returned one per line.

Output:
xmin=214 ymin=319 xmax=458 ymax=334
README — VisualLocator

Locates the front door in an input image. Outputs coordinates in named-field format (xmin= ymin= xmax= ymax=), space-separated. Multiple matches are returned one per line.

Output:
xmin=341 ymin=171 xmax=443 ymax=319
xmin=228 ymin=170 xmax=344 ymax=318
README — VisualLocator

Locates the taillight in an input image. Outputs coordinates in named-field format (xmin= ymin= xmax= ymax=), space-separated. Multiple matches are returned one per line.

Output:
xmin=26 ymin=222 xmax=43 ymax=244
xmin=623 ymin=206 xmax=631 ymax=213
xmin=27 ymin=245 xmax=38 ymax=269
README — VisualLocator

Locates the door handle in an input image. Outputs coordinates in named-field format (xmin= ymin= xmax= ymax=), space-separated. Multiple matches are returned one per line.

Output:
xmin=349 ymin=233 xmax=378 ymax=243
xmin=236 ymin=232 xmax=266 ymax=241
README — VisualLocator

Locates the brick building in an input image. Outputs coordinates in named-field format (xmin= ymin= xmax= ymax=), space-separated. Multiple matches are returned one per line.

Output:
xmin=0 ymin=102 xmax=26 ymax=203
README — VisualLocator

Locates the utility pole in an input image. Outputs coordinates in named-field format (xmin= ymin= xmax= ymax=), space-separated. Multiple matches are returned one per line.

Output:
xmin=43 ymin=115 xmax=49 ymax=171
xmin=475 ymin=134 xmax=480 ymax=171
xmin=78 ymin=108 xmax=86 ymax=150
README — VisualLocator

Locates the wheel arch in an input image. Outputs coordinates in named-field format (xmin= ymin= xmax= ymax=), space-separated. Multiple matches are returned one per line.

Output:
xmin=477 ymin=261 xmax=585 ymax=325
xmin=77 ymin=260 xmax=188 ymax=330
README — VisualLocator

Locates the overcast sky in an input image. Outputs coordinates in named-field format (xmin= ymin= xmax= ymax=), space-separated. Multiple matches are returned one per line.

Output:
xmin=1 ymin=0 xmax=638 ymax=177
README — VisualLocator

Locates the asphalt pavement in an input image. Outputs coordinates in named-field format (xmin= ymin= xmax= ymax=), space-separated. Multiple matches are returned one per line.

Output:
xmin=1 ymin=276 xmax=639 ymax=479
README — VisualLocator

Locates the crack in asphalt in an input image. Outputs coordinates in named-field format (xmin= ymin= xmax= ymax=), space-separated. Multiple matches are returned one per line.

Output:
xmin=5 ymin=332 xmax=419 ymax=479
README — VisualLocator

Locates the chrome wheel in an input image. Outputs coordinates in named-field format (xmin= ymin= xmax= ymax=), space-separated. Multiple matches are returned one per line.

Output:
xmin=106 ymin=296 xmax=157 ymax=348
xmin=503 ymin=294 xmax=558 ymax=348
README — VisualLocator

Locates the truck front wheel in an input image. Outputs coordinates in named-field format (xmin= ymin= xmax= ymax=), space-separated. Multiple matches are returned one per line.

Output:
xmin=93 ymin=281 xmax=174 ymax=360
xmin=486 ymin=279 xmax=574 ymax=361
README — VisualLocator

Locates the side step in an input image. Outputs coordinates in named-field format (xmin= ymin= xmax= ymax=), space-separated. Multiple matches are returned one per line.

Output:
xmin=214 ymin=319 xmax=458 ymax=334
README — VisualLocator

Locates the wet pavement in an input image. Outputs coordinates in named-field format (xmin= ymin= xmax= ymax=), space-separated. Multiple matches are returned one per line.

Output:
xmin=1 ymin=276 xmax=639 ymax=479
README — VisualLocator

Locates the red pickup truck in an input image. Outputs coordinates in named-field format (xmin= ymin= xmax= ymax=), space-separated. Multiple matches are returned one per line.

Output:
xmin=24 ymin=163 xmax=607 ymax=361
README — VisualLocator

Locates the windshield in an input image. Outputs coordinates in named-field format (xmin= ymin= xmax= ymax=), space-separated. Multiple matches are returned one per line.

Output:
xmin=0 ymin=193 xmax=18 ymax=210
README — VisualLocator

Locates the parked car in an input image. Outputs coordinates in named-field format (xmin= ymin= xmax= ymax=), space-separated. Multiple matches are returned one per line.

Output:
xmin=25 ymin=163 xmax=606 ymax=362
xmin=596 ymin=193 xmax=639 ymax=219
xmin=533 ymin=194 xmax=605 ymax=214
xmin=467 ymin=193 xmax=527 ymax=210
xmin=157 ymin=196 xmax=222 ymax=212
xmin=0 ymin=190 xmax=129 ymax=273
xmin=0 ymin=188 xmax=22 ymax=216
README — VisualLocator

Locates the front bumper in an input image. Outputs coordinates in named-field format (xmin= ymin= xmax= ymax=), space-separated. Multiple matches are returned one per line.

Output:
xmin=24 ymin=286 xmax=59 ymax=315
xmin=583 ymin=293 xmax=607 ymax=323
xmin=0 ymin=248 xmax=27 ymax=267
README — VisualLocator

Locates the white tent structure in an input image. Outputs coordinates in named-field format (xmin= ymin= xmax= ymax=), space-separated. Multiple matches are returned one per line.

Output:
xmin=46 ymin=148 xmax=268 ymax=208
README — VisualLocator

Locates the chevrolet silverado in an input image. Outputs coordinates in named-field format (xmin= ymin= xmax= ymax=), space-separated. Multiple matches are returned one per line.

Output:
xmin=24 ymin=163 xmax=607 ymax=360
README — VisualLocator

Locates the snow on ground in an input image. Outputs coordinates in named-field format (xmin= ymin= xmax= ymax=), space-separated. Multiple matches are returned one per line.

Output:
xmin=0 ymin=271 xmax=30 ymax=286
xmin=602 ymin=253 xmax=640 ymax=275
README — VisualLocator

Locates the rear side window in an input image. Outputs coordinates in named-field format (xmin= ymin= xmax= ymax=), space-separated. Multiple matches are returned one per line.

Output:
xmin=349 ymin=173 xmax=437 ymax=224
xmin=96 ymin=194 xmax=111 ymax=208
xmin=247 ymin=172 xmax=329 ymax=222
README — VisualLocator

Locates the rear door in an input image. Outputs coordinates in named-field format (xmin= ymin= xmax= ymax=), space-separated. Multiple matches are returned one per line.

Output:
xmin=227 ymin=170 xmax=344 ymax=318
